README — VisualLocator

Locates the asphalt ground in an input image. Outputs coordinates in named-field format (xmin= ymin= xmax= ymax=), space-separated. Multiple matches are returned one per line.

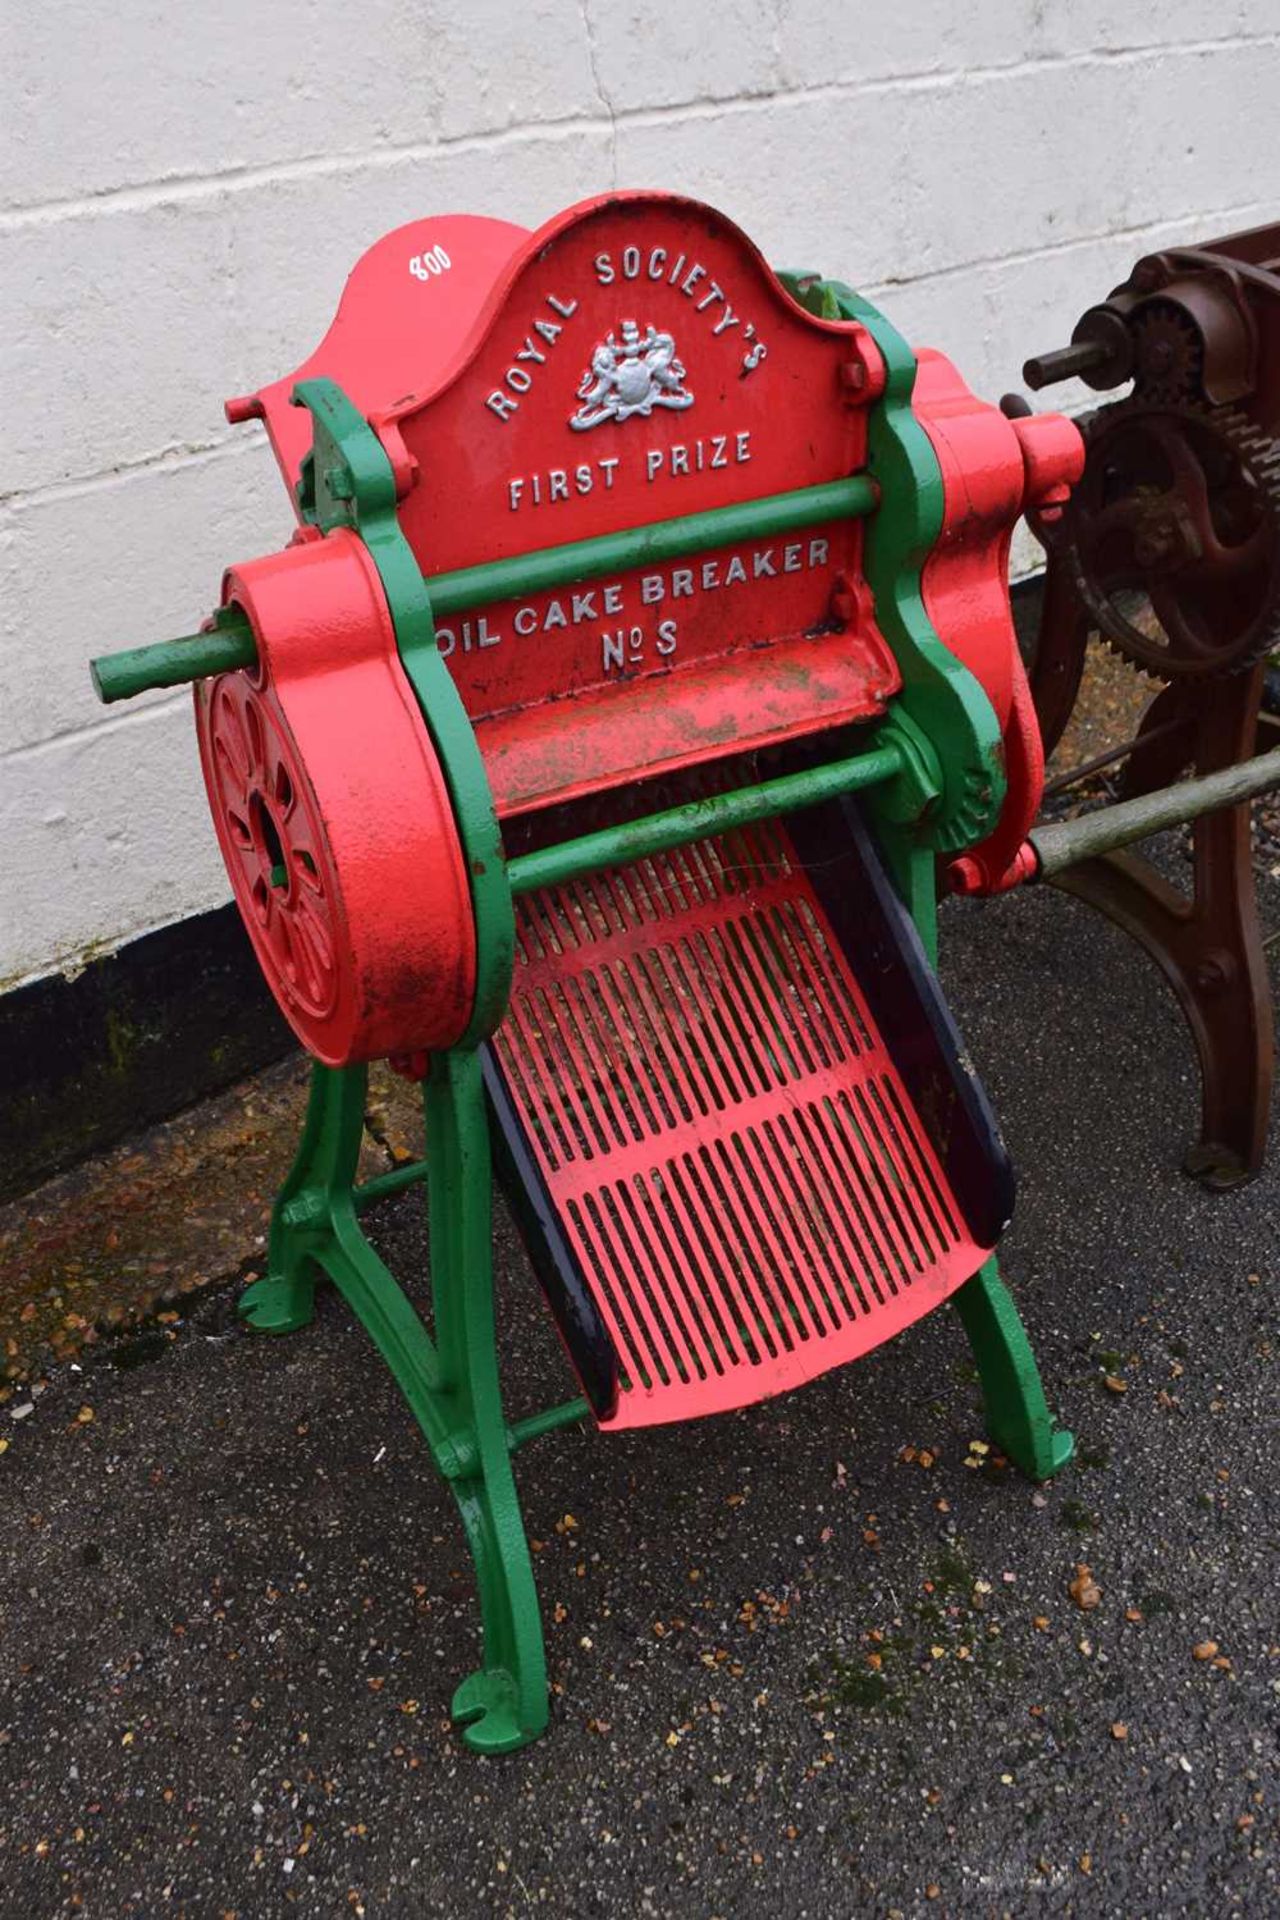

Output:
xmin=1 ymin=868 xmax=1278 ymax=1919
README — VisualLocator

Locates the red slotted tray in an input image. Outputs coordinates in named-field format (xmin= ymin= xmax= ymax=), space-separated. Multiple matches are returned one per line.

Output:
xmin=491 ymin=820 xmax=990 ymax=1428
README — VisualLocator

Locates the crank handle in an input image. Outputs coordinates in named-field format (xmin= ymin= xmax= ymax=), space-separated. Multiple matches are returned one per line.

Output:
xmin=91 ymin=613 xmax=258 ymax=704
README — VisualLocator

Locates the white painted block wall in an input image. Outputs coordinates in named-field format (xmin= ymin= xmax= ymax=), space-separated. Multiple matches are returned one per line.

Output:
xmin=3 ymin=1 xmax=1278 ymax=988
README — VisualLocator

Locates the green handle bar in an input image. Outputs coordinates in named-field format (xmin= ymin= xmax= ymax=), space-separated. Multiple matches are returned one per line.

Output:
xmin=91 ymin=618 xmax=256 ymax=703
xmin=89 ymin=475 xmax=878 ymax=704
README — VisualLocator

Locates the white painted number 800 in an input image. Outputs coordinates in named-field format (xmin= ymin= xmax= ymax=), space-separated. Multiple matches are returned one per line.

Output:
xmin=409 ymin=245 xmax=452 ymax=281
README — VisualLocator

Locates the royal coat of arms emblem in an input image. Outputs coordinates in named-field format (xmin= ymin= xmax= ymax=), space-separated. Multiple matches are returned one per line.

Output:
xmin=569 ymin=319 xmax=695 ymax=431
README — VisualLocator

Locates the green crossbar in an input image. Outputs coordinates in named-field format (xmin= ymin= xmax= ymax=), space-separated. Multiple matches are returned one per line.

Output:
xmin=90 ymin=474 xmax=877 ymax=704
xmin=505 ymin=741 xmax=904 ymax=896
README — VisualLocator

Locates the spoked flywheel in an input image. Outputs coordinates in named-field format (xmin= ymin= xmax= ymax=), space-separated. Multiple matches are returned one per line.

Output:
xmin=193 ymin=532 xmax=479 ymax=1067
xmin=204 ymin=674 xmax=338 ymax=1022
xmin=1059 ymin=399 xmax=1280 ymax=679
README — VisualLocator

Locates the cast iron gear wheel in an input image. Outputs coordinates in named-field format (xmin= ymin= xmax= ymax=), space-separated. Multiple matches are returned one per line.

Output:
xmin=1060 ymin=397 xmax=1280 ymax=679
xmin=1129 ymin=299 xmax=1205 ymax=403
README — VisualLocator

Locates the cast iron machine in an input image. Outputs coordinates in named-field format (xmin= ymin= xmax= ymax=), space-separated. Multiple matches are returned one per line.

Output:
xmin=1021 ymin=222 xmax=1280 ymax=1186
xmin=92 ymin=192 xmax=1094 ymax=1750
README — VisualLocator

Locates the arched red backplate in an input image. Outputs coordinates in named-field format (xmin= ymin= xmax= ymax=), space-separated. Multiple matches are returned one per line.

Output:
xmin=912 ymin=352 xmax=1083 ymax=892
xmin=194 ymin=530 xmax=477 ymax=1064
xmin=227 ymin=214 xmax=530 ymax=496
xmin=367 ymin=192 xmax=898 ymax=817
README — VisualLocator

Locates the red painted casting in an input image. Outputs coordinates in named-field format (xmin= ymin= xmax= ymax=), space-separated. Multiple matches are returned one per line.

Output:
xmin=204 ymin=192 xmax=1082 ymax=1065
xmin=375 ymin=196 xmax=893 ymax=816
xmin=195 ymin=531 xmax=476 ymax=1064
xmin=235 ymin=193 xmax=903 ymax=820
xmin=909 ymin=352 xmax=1084 ymax=895
xmin=227 ymin=213 xmax=530 ymax=490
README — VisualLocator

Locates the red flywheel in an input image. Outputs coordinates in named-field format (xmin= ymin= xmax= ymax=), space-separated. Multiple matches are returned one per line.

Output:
xmin=203 ymin=674 xmax=340 ymax=1023
xmin=195 ymin=530 xmax=477 ymax=1065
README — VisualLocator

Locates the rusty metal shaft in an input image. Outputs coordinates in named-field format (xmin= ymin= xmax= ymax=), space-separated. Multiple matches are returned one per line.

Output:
xmin=1022 ymin=340 xmax=1111 ymax=390
xmin=1029 ymin=745 xmax=1280 ymax=877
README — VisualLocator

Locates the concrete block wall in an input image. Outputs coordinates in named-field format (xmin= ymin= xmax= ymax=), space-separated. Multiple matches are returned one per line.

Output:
xmin=4 ymin=1 xmax=1278 ymax=988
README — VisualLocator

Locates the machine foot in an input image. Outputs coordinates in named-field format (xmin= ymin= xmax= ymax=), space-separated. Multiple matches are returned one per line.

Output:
xmin=1182 ymin=1141 xmax=1252 ymax=1192
xmin=452 ymin=1668 xmax=538 ymax=1755
xmin=239 ymin=1272 xmax=317 ymax=1334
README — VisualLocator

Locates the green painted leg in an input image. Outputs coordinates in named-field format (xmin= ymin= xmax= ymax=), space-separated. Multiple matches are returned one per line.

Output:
xmin=321 ymin=1217 xmax=546 ymax=1752
xmin=426 ymin=1049 xmax=548 ymax=1754
xmin=241 ymin=1051 xmax=547 ymax=1752
xmin=298 ymin=1195 xmax=546 ymax=1754
xmin=953 ymin=1258 xmax=1074 ymax=1481
xmin=873 ymin=837 xmax=1072 ymax=1481
xmin=240 ymin=1061 xmax=369 ymax=1335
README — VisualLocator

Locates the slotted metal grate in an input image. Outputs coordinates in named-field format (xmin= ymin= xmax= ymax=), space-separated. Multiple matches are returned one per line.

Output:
xmin=493 ymin=821 xmax=988 ymax=1427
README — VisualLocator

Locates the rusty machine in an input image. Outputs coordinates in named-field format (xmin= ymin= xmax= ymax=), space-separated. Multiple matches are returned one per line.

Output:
xmin=89 ymin=194 xmax=1280 ymax=1751
xmin=1021 ymin=221 xmax=1280 ymax=1187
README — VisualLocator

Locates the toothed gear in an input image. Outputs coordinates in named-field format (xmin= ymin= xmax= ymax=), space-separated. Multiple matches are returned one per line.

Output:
xmin=1130 ymin=300 xmax=1205 ymax=403
xmin=1060 ymin=398 xmax=1280 ymax=679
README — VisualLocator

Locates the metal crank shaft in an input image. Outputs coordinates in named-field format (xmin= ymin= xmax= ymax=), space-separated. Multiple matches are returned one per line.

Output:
xmin=1028 ymin=745 xmax=1280 ymax=879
